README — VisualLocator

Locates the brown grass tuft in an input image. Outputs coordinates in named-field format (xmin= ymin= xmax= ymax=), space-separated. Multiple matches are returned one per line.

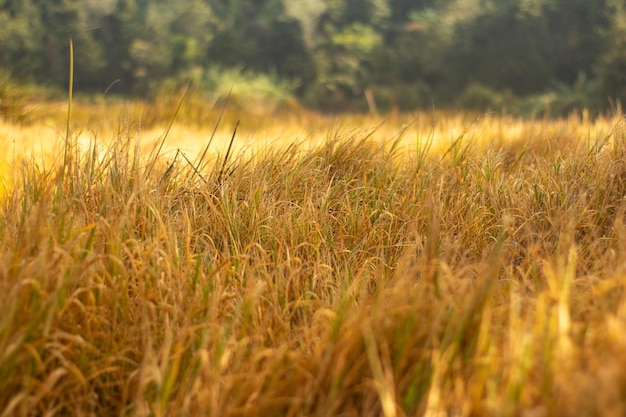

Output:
xmin=2 ymin=110 xmax=626 ymax=416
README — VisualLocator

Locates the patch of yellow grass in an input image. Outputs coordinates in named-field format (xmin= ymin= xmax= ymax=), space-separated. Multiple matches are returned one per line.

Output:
xmin=3 ymin=99 xmax=620 ymax=165
xmin=2 ymin=100 xmax=626 ymax=416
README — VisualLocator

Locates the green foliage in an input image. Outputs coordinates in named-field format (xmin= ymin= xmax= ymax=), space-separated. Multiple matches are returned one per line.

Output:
xmin=0 ymin=0 xmax=624 ymax=113
xmin=598 ymin=2 xmax=626 ymax=107
xmin=456 ymin=83 xmax=512 ymax=111
xmin=454 ymin=76 xmax=604 ymax=117
xmin=0 ymin=0 xmax=44 ymax=74
xmin=370 ymin=81 xmax=434 ymax=110
xmin=317 ymin=23 xmax=384 ymax=93
xmin=152 ymin=66 xmax=297 ymax=114
xmin=206 ymin=0 xmax=313 ymax=87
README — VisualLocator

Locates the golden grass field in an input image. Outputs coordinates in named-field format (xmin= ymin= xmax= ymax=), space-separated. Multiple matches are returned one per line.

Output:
xmin=2 ymin=97 xmax=626 ymax=416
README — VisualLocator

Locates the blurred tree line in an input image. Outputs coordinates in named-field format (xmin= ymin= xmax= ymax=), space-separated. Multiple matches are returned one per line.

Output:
xmin=1 ymin=0 xmax=626 ymax=114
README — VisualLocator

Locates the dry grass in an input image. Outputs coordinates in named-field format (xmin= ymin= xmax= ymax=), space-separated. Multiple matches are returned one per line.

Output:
xmin=1 ymin=102 xmax=626 ymax=416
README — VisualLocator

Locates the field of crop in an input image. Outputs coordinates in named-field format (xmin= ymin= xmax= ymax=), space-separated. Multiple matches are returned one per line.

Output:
xmin=1 ymin=98 xmax=626 ymax=416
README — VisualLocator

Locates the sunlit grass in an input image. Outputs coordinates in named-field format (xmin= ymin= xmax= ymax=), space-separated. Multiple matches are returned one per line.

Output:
xmin=1 ymin=99 xmax=626 ymax=416
xmin=1 ymin=97 xmax=618 ymax=164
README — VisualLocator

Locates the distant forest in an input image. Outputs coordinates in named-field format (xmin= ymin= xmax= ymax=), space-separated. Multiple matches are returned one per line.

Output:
xmin=2 ymin=0 xmax=626 ymax=114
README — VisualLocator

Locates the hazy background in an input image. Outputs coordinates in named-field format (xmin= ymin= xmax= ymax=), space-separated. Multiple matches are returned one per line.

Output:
xmin=1 ymin=0 xmax=626 ymax=115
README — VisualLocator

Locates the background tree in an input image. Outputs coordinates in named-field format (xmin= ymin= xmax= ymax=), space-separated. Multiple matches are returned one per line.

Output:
xmin=29 ymin=0 xmax=103 ymax=89
xmin=594 ymin=0 xmax=626 ymax=107
xmin=205 ymin=0 xmax=313 ymax=90
xmin=304 ymin=0 xmax=389 ymax=109
xmin=0 ymin=0 xmax=45 ymax=80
